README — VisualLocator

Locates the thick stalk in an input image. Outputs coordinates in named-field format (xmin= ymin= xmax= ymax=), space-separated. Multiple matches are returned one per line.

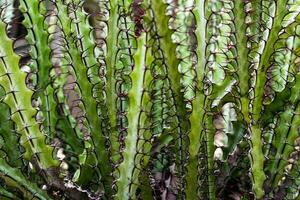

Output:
xmin=234 ymin=0 xmax=250 ymax=124
xmin=0 ymin=20 xmax=58 ymax=169
xmin=186 ymin=0 xmax=206 ymax=199
xmin=250 ymin=1 xmax=288 ymax=198
xmin=150 ymin=1 xmax=189 ymax=195
xmin=105 ymin=0 xmax=119 ymax=155
xmin=115 ymin=32 xmax=147 ymax=199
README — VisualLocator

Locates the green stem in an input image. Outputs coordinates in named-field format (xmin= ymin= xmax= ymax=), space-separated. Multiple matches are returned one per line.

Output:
xmin=115 ymin=32 xmax=147 ymax=199
xmin=0 ymin=20 xmax=58 ymax=169
xmin=186 ymin=0 xmax=206 ymax=199
xmin=150 ymin=1 xmax=189 ymax=195
xmin=234 ymin=0 xmax=251 ymax=124
xmin=250 ymin=1 xmax=288 ymax=198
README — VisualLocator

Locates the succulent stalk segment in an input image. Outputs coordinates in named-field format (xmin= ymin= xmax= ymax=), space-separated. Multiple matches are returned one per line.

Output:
xmin=115 ymin=32 xmax=147 ymax=200
xmin=0 ymin=20 xmax=58 ymax=169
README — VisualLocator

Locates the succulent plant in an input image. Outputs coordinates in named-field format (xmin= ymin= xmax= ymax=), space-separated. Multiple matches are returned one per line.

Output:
xmin=0 ymin=0 xmax=299 ymax=199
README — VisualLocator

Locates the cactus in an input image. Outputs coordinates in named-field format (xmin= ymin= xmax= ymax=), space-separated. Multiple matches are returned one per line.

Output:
xmin=0 ymin=0 xmax=299 ymax=199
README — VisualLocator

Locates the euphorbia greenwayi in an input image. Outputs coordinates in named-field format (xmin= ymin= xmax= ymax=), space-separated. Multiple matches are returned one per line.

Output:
xmin=0 ymin=0 xmax=299 ymax=199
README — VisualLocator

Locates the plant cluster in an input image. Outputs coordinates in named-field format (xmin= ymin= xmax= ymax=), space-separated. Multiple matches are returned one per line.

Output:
xmin=0 ymin=0 xmax=299 ymax=199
